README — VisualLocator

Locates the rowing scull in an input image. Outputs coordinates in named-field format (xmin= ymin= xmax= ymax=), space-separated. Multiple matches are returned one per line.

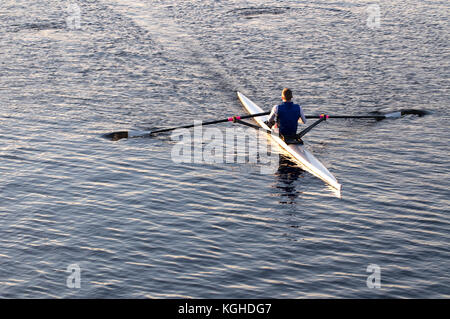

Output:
xmin=237 ymin=92 xmax=342 ymax=191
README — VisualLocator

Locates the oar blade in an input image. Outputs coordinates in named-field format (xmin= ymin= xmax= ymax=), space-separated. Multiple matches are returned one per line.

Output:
xmin=383 ymin=111 xmax=402 ymax=118
xmin=102 ymin=131 xmax=129 ymax=141
xmin=400 ymin=109 xmax=428 ymax=117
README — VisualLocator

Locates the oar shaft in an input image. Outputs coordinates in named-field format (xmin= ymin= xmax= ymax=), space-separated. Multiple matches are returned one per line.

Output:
xmin=297 ymin=117 xmax=327 ymax=139
xmin=104 ymin=111 xmax=271 ymax=140
xmin=306 ymin=115 xmax=386 ymax=119
xmin=148 ymin=111 xmax=270 ymax=135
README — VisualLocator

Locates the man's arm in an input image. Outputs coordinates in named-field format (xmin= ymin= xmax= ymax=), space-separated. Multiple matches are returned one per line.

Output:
xmin=265 ymin=105 xmax=278 ymax=128
xmin=298 ymin=105 xmax=307 ymax=124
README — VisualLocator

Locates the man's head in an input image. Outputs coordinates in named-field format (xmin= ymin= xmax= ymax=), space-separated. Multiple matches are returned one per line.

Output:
xmin=282 ymin=88 xmax=293 ymax=102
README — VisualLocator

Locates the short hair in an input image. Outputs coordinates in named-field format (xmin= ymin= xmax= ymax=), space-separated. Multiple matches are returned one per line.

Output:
xmin=282 ymin=88 xmax=293 ymax=100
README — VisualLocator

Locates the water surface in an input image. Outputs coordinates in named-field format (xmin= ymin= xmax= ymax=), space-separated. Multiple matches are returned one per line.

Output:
xmin=0 ymin=0 xmax=448 ymax=298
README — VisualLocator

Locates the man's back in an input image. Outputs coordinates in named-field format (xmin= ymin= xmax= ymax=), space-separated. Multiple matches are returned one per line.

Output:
xmin=266 ymin=88 xmax=306 ymax=138
xmin=277 ymin=101 xmax=301 ymax=137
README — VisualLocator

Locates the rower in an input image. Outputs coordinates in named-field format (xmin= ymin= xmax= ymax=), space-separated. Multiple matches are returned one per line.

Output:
xmin=264 ymin=88 xmax=307 ymax=144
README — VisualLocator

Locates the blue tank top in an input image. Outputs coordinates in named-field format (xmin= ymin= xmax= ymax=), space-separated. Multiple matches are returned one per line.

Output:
xmin=277 ymin=102 xmax=301 ymax=136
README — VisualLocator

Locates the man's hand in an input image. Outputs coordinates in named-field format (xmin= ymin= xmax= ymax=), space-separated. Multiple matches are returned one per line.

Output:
xmin=264 ymin=120 xmax=274 ymax=129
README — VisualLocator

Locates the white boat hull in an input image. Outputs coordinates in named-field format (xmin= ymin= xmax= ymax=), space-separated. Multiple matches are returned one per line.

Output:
xmin=237 ymin=92 xmax=341 ymax=191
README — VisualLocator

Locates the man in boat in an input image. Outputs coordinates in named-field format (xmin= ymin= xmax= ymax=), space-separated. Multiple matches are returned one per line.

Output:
xmin=265 ymin=88 xmax=307 ymax=144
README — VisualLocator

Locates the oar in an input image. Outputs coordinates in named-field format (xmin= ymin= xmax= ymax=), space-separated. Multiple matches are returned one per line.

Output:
xmin=306 ymin=114 xmax=391 ymax=120
xmin=305 ymin=109 xmax=426 ymax=120
xmin=103 ymin=111 xmax=270 ymax=140
xmin=297 ymin=115 xmax=328 ymax=139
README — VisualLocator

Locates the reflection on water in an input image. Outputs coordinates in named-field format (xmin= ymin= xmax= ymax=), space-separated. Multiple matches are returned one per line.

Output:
xmin=275 ymin=154 xmax=304 ymax=204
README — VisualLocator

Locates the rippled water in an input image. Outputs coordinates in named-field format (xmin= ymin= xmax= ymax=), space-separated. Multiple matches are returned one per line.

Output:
xmin=0 ymin=0 xmax=449 ymax=298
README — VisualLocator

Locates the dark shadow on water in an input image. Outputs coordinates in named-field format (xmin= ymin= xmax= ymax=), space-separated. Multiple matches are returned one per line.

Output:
xmin=8 ymin=21 xmax=67 ymax=33
xmin=227 ymin=6 xmax=291 ymax=19
xmin=274 ymin=154 xmax=304 ymax=204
